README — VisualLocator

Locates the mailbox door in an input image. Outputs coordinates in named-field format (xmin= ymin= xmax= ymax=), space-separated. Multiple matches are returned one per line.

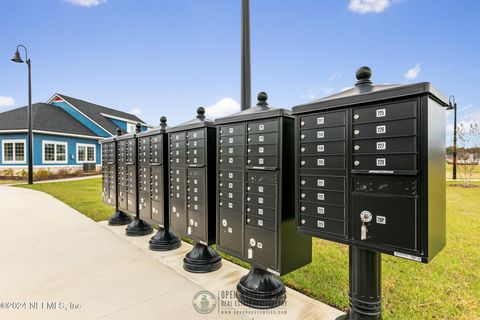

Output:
xmin=187 ymin=168 xmax=207 ymax=240
xmin=151 ymin=165 xmax=164 ymax=225
xmin=244 ymin=226 xmax=277 ymax=269
xmin=218 ymin=208 xmax=243 ymax=254
xmin=126 ymin=164 xmax=136 ymax=214
xmin=169 ymin=167 xmax=187 ymax=234
xmin=352 ymin=194 xmax=418 ymax=251
xmin=139 ymin=165 xmax=151 ymax=221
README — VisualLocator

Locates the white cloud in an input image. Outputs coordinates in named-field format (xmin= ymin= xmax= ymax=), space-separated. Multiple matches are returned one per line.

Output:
xmin=403 ymin=63 xmax=421 ymax=80
xmin=300 ymin=87 xmax=336 ymax=100
xmin=65 ymin=0 xmax=106 ymax=7
xmin=348 ymin=0 xmax=392 ymax=14
xmin=0 ymin=96 xmax=15 ymax=107
xmin=205 ymin=97 xmax=240 ymax=119
xmin=328 ymin=72 xmax=341 ymax=84
xmin=129 ymin=107 xmax=141 ymax=115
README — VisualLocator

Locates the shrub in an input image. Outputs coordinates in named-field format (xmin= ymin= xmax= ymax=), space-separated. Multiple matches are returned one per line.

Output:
xmin=34 ymin=169 xmax=52 ymax=181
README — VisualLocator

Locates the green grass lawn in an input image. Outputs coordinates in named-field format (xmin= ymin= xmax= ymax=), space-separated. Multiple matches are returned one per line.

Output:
xmin=17 ymin=178 xmax=480 ymax=319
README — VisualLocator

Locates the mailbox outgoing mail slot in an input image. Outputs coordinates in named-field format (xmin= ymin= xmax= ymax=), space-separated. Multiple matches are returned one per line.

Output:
xmin=292 ymin=67 xmax=448 ymax=263
xmin=101 ymin=137 xmax=117 ymax=207
xmin=215 ymin=92 xmax=312 ymax=277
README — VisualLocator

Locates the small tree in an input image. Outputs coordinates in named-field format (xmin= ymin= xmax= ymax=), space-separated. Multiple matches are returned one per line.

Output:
xmin=456 ymin=122 xmax=480 ymax=187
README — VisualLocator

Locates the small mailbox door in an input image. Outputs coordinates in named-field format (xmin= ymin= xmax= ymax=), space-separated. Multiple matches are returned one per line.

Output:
xmin=352 ymin=194 xmax=417 ymax=251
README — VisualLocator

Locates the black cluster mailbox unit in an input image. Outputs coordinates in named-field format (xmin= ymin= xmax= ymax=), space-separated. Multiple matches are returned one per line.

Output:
xmin=293 ymin=67 xmax=448 ymax=319
xmin=116 ymin=125 xmax=154 ymax=236
xmin=215 ymin=93 xmax=312 ymax=309
xmin=101 ymin=129 xmax=132 ymax=226
xmin=167 ymin=107 xmax=221 ymax=273
xmin=136 ymin=117 xmax=181 ymax=251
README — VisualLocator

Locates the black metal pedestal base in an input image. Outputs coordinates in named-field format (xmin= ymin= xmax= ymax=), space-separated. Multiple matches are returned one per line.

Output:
xmin=108 ymin=210 xmax=132 ymax=226
xmin=149 ymin=228 xmax=181 ymax=251
xmin=183 ymin=243 xmax=222 ymax=273
xmin=125 ymin=217 xmax=153 ymax=237
xmin=336 ymin=247 xmax=382 ymax=320
xmin=236 ymin=266 xmax=286 ymax=309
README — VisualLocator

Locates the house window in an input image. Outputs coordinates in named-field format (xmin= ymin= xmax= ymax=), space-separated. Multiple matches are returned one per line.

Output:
xmin=127 ymin=123 xmax=136 ymax=133
xmin=77 ymin=144 xmax=96 ymax=163
xmin=2 ymin=140 xmax=26 ymax=164
xmin=42 ymin=141 xmax=68 ymax=164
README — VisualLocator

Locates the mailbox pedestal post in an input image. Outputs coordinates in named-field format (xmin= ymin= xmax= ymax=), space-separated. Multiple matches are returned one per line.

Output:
xmin=126 ymin=123 xmax=154 ymax=237
xmin=236 ymin=266 xmax=286 ymax=309
xmin=337 ymin=246 xmax=382 ymax=320
xmin=108 ymin=129 xmax=133 ymax=226
xmin=183 ymin=242 xmax=222 ymax=273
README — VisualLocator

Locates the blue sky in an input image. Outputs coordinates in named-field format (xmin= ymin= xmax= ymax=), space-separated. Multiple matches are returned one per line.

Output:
xmin=0 ymin=0 xmax=479 ymax=146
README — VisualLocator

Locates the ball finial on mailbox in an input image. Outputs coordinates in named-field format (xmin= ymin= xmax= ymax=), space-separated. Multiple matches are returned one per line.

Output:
xmin=355 ymin=66 xmax=373 ymax=86
xmin=160 ymin=116 xmax=167 ymax=131
xmin=116 ymin=127 xmax=123 ymax=136
xmin=257 ymin=91 xmax=268 ymax=107
xmin=135 ymin=123 xmax=142 ymax=133
xmin=196 ymin=107 xmax=206 ymax=120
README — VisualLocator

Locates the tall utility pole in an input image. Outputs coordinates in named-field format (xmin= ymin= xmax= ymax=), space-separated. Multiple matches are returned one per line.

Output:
xmin=241 ymin=0 xmax=251 ymax=111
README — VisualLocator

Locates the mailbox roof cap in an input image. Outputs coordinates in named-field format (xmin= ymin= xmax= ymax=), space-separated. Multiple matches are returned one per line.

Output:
xmin=292 ymin=66 xmax=449 ymax=114
xmin=116 ymin=131 xmax=138 ymax=141
xmin=215 ymin=92 xmax=292 ymax=125
xmin=167 ymin=107 xmax=215 ymax=132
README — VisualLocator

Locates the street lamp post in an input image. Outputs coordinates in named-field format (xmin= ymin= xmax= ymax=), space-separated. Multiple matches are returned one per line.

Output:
xmin=11 ymin=45 xmax=33 ymax=185
xmin=447 ymin=95 xmax=457 ymax=180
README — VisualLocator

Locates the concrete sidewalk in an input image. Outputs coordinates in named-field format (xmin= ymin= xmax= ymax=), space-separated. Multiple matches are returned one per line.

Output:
xmin=0 ymin=186 xmax=343 ymax=320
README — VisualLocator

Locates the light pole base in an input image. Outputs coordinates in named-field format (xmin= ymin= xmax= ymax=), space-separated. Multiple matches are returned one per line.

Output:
xmin=108 ymin=210 xmax=132 ymax=226
xmin=183 ymin=243 xmax=222 ymax=273
xmin=236 ymin=266 xmax=286 ymax=309
xmin=125 ymin=217 xmax=153 ymax=236
xmin=149 ymin=228 xmax=181 ymax=251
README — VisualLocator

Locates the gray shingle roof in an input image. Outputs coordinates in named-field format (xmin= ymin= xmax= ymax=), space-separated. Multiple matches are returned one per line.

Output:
xmin=55 ymin=94 xmax=146 ymax=135
xmin=0 ymin=103 xmax=97 ymax=137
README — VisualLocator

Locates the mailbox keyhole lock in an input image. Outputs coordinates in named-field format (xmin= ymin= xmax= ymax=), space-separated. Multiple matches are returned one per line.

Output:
xmin=360 ymin=210 xmax=372 ymax=240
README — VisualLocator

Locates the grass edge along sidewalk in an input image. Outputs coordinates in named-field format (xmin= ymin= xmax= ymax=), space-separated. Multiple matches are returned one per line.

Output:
xmin=16 ymin=178 xmax=480 ymax=319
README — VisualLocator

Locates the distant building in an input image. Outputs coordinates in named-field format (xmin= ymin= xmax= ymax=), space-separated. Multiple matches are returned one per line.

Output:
xmin=0 ymin=93 xmax=149 ymax=172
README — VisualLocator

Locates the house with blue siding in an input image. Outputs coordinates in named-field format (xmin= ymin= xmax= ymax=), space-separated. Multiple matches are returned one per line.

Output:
xmin=0 ymin=93 xmax=148 ymax=173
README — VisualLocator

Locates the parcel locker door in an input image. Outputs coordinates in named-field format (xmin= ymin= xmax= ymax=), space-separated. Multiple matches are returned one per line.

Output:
xmin=187 ymin=210 xmax=206 ymax=241
xmin=352 ymin=194 xmax=417 ymax=251
xmin=170 ymin=198 xmax=187 ymax=234
xmin=244 ymin=226 xmax=277 ymax=269
xmin=218 ymin=208 xmax=243 ymax=255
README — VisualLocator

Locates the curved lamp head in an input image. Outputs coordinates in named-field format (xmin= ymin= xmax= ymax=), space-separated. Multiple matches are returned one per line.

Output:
xmin=447 ymin=95 xmax=456 ymax=110
xmin=11 ymin=50 xmax=24 ymax=63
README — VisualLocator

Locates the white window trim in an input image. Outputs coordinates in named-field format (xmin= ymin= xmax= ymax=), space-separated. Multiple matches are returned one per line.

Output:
xmin=76 ymin=143 xmax=96 ymax=164
xmin=42 ymin=140 xmax=68 ymax=164
xmin=126 ymin=123 xmax=137 ymax=133
xmin=2 ymin=139 xmax=26 ymax=164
